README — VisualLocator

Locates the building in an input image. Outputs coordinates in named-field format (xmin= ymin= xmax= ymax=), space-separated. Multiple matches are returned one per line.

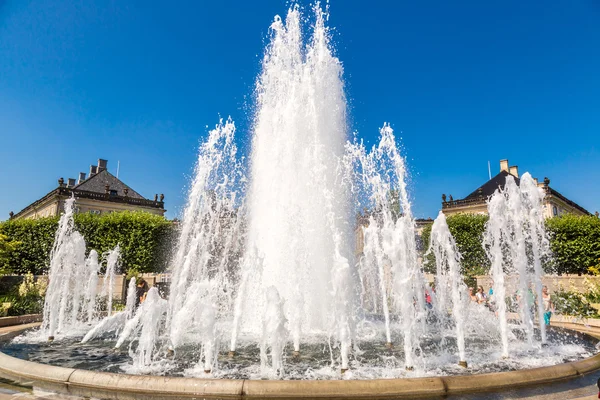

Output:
xmin=9 ymin=159 xmax=165 ymax=220
xmin=441 ymin=159 xmax=590 ymax=218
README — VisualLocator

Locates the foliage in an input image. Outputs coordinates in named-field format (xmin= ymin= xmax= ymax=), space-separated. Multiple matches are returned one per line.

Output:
xmin=0 ymin=212 xmax=175 ymax=275
xmin=420 ymin=213 xmax=489 ymax=278
xmin=74 ymin=211 xmax=174 ymax=274
xmin=0 ymin=218 xmax=58 ymax=276
xmin=551 ymin=289 xmax=600 ymax=319
xmin=0 ymin=233 xmax=20 ymax=275
xmin=545 ymin=215 xmax=600 ymax=275
xmin=0 ymin=273 xmax=46 ymax=316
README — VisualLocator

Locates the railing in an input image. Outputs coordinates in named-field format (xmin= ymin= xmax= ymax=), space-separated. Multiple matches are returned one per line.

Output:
xmin=57 ymin=187 xmax=164 ymax=209
xmin=442 ymin=197 xmax=485 ymax=209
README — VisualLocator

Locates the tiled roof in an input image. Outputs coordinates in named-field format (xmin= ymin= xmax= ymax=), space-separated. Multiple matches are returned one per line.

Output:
xmin=450 ymin=170 xmax=590 ymax=215
xmin=74 ymin=170 xmax=144 ymax=199
xmin=463 ymin=170 xmax=518 ymax=200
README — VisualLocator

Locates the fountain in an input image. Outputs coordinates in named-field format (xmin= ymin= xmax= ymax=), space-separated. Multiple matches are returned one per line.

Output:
xmin=1 ymin=3 xmax=599 ymax=398
xmin=427 ymin=211 xmax=468 ymax=367
xmin=485 ymin=173 xmax=551 ymax=356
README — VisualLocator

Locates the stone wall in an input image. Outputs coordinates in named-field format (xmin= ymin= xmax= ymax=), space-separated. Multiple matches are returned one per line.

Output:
xmin=0 ymin=273 xmax=171 ymax=301
xmin=476 ymin=274 xmax=600 ymax=295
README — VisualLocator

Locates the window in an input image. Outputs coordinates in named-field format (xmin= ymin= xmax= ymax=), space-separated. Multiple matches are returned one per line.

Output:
xmin=110 ymin=190 xmax=118 ymax=196
xmin=552 ymin=206 xmax=558 ymax=216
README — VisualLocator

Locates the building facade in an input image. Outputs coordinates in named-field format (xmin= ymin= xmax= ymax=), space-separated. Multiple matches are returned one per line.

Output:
xmin=10 ymin=159 xmax=165 ymax=220
xmin=441 ymin=159 xmax=590 ymax=218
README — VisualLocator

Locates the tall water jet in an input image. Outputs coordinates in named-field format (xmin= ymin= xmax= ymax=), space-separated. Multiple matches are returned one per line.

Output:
xmin=231 ymin=3 xmax=355 ymax=369
xmin=349 ymin=124 xmax=427 ymax=370
xmin=101 ymin=245 xmax=121 ymax=318
xmin=127 ymin=288 xmax=168 ymax=371
xmin=484 ymin=172 xmax=550 ymax=356
xmin=485 ymin=191 xmax=510 ymax=357
xmin=41 ymin=197 xmax=88 ymax=340
xmin=260 ymin=287 xmax=288 ymax=377
xmin=428 ymin=211 xmax=468 ymax=366
xmin=520 ymin=174 xmax=551 ymax=344
xmin=166 ymin=117 xmax=245 ymax=356
xmin=83 ymin=250 xmax=100 ymax=323
xmin=81 ymin=276 xmax=138 ymax=344
xmin=125 ymin=277 xmax=137 ymax=319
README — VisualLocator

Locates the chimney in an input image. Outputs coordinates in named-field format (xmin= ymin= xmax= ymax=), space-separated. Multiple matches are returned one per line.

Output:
xmin=78 ymin=172 xmax=86 ymax=184
xmin=98 ymin=159 xmax=108 ymax=172
xmin=533 ymin=177 xmax=539 ymax=186
xmin=500 ymin=159 xmax=509 ymax=173
xmin=90 ymin=165 xmax=98 ymax=177
xmin=67 ymin=178 xmax=76 ymax=188
xmin=509 ymin=165 xmax=519 ymax=178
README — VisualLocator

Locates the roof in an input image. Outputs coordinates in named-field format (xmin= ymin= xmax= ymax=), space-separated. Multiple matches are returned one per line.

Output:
xmin=74 ymin=170 xmax=144 ymax=199
xmin=547 ymin=187 xmax=590 ymax=215
xmin=464 ymin=170 xmax=518 ymax=200
xmin=447 ymin=170 xmax=590 ymax=215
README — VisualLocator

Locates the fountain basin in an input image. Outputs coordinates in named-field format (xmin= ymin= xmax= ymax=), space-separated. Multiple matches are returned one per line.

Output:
xmin=2 ymin=322 xmax=600 ymax=399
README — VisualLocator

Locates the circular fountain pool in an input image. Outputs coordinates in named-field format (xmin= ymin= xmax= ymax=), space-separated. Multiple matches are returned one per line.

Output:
xmin=3 ymin=321 xmax=597 ymax=381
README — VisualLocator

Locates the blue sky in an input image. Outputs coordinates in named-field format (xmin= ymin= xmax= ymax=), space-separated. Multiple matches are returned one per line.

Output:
xmin=1 ymin=0 xmax=599 ymax=220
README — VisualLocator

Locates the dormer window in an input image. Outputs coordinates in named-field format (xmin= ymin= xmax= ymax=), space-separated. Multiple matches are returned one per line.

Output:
xmin=110 ymin=190 xmax=118 ymax=196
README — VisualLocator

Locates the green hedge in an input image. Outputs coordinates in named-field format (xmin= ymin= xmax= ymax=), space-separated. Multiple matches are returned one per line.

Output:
xmin=421 ymin=213 xmax=600 ymax=277
xmin=0 ymin=212 xmax=175 ymax=276
xmin=545 ymin=214 xmax=600 ymax=275
xmin=421 ymin=214 xmax=489 ymax=278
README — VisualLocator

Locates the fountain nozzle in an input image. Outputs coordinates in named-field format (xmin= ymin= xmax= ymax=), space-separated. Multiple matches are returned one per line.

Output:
xmin=458 ymin=360 xmax=468 ymax=368
xmin=405 ymin=366 xmax=414 ymax=371
xmin=341 ymin=368 xmax=348 ymax=374
xmin=47 ymin=336 xmax=54 ymax=342
xmin=292 ymin=350 xmax=300 ymax=359
xmin=167 ymin=348 xmax=174 ymax=357
xmin=385 ymin=342 xmax=393 ymax=349
xmin=228 ymin=350 xmax=236 ymax=358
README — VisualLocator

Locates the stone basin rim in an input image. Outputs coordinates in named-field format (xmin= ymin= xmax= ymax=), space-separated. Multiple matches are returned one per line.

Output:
xmin=1 ymin=322 xmax=599 ymax=399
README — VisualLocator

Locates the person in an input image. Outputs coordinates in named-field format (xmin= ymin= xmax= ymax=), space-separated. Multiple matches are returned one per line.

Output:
xmin=542 ymin=285 xmax=554 ymax=325
xmin=136 ymin=278 xmax=149 ymax=307
xmin=487 ymin=282 xmax=497 ymax=312
xmin=425 ymin=288 xmax=433 ymax=309
xmin=475 ymin=285 xmax=487 ymax=304
xmin=468 ymin=287 xmax=477 ymax=302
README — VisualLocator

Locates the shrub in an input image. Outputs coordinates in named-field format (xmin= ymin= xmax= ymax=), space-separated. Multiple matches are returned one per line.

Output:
xmin=421 ymin=213 xmax=489 ymax=278
xmin=0 ymin=273 xmax=46 ymax=316
xmin=545 ymin=215 xmax=600 ymax=275
xmin=551 ymin=289 xmax=599 ymax=319
xmin=0 ymin=212 xmax=175 ymax=276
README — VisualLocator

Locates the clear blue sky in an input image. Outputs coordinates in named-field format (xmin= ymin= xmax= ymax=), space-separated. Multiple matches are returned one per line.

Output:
xmin=1 ymin=0 xmax=599 ymax=220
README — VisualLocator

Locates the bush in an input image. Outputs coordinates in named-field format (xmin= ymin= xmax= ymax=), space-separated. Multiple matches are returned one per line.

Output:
xmin=421 ymin=213 xmax=600 ymax=277
xmin=0 ymin=273 xmax=46 ymax=316
xmin=545 ymin=215 xmax=600 ymax=275
xmin=0 ymin=212 xmax=175 ymax=276
xmin=0 ymin=233 xmax=20 ymax=275
xmin=551 ymin=289 xmax=600 ymax=318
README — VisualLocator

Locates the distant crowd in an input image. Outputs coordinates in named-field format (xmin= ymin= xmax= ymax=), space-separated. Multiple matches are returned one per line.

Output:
xmin=425 ymin=281 xmax=555 ymax=325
